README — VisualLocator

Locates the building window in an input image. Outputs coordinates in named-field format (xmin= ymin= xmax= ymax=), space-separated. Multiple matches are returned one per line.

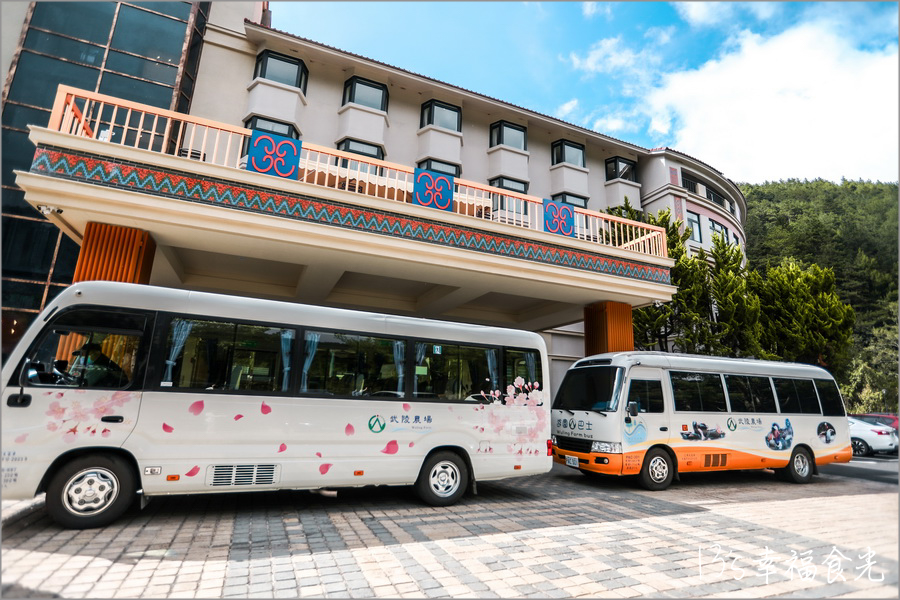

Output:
xmin=254 ymin=50 xmax=308 ymax=94
xmin=605 ymin=157 xmax=637 ymax=182
xmin=706 ymin=186 xmax=727 ymax=209
xmin=489 ymin=176 xmax=529 ymax=216
xmin=682 ymin=174 xmax=698 ymax=194
xmin=420 ymin=100 xmax=461 ymax=132
xmin=489 ymin=176 xmax=528 ymax=194
xmin=551 ymin=140 xmax=585 ymax=168
xmin=489 ymin=120 xmax=527 ymax=150
xmin=551 ymin=193 xmax=587 ymax=208
xmin=709 ymin=219 xmax=729 ymax=240
xmin=342 ymin=76 xmax=388 ymax=112
xmin=418 ymin=159 xmax=460 ymax=177
xmin=244 ymin=116 xmax=298 ymax=139
xmin=338 ymin=138 xmax=384 ymax=160
xmin=687 ymin=211 xmax=702 ymax=243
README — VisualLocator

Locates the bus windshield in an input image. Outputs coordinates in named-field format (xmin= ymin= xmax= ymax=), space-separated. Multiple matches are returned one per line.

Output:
xmin=553 ymin=366 xmax=623 ymax=412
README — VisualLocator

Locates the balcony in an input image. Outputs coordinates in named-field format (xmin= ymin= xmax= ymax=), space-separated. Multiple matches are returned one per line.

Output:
xmin=15 ymin=86 xmax=674 ymax=330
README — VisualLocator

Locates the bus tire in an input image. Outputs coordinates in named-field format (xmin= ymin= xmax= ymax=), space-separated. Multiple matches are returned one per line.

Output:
xmin=415 ymin=451 xmax=468 ymax=507
xmin=639 ymin=448 xmax=674 ymax=491
xmin=45 ymin=454 xmax=136 ymax=529
xmin=851 ymin=438 xmax=871 ymax=457
xmin=784 ymin=447 xmax=814 ymax=484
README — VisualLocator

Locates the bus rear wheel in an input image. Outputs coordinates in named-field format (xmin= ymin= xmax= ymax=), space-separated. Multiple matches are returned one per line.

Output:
xmin=45 ymin=454 xmax=136 ymax=529
xmin=639 ymin=448 xmax=674 ymax=491
xmin=415 ymin=451 xmax=468 ymax=506
xmin=781 ymin=447 xmax=814 ymax=484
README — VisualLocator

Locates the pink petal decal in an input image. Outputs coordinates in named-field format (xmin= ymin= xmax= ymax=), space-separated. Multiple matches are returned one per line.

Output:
xmin=14 ymin=434 xmax=27 ymax=444
xmin=408 ymin=442 xmax=415 ymax=448
xmin=234 ymin=414 xmax=244 ymax=421
xmin=319 ymin=463 xmax=332 ymax=474
xmin=278 ymin=443 xmax=287 ymax=453
xmin=162 ymin=423 xmax=174 ymax=433
xmin=381 ymin=440 xmax=399 ymax=454
xmin=188 ymin=400 xmax=204 ymax=416
xmin=402 ymin=403 xmax=411 ymax=412
xmin=316 ymin=452 xmax=322 ymax=458
xmin=185 ymin=466 xmax=200 ymax=477
xmin=101 ymin=428 xmax=111 ymax=437
xmin=260 ymin=401 xmax=272 ymax=415
xmin=345 ymin=424 xmax=355 ymax=436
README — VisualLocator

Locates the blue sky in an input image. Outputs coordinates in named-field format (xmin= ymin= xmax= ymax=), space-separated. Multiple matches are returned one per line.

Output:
xmin=271 ymin=2 xmax=899 ymax=184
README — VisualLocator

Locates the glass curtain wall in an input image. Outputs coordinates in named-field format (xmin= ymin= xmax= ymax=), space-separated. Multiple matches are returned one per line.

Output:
xmin=1 ymin=1 xmax=208 ymax=360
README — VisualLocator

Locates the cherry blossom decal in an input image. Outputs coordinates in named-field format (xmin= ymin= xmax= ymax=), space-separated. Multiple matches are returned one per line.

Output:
xmin=185 ymin=466 xmax=200 ymax=477
xmin=162 ymin=423 xmax=174 ymax=433
xmin=261 ymin=401 xmax=272 ymax=415
xmin=278 ymin=443 xmax=287 ymax=453
xmin=42 ymin=391 xmax=136 ymax=444
xmin=319 ymin=464 xmax=332 ymax=475
xmin=381 ymin=440 xmax=399 ymax=454
xmin=234 ymin=414 xmax=244 ymax=421
xmin=14 ymin=434 xmax=27 ymax=444
xmin=188 ymin=400 xmax=204 ymax=416
xmin=345 ymin=424 xmax=355 ymax=436
xmin=402 ymin=403 xmax=411 ymax=412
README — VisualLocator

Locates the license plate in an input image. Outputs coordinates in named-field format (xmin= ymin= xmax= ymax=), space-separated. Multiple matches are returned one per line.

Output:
xmin=565 ymin=455 xmax=579 ymax=468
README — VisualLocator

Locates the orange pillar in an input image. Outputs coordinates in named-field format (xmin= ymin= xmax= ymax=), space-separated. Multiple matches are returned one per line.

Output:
xmin=584 ymin=301 xmax=634 ymax=356
xmin=73 ymin=222 xmax=156 ymax=284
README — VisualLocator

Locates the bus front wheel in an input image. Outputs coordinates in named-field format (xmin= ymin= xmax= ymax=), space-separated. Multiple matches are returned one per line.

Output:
xmin=45 ymin=454 xmax=136 ymax=529
xmin=415 ymin=451 xmax=468 ymax=506
xmin=639 ymin=448 xmax=674 ymax=491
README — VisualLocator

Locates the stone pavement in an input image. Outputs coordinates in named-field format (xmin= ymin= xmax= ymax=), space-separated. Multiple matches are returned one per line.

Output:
xmin=1 ymin=464 xmax=897 ymax=598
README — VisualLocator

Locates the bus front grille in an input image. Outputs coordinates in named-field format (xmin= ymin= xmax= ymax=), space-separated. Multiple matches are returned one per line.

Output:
xmin=207 ymin=464 xmax=280 ymax=486
xmin=555 ymin=436 xmax=593 ymax=454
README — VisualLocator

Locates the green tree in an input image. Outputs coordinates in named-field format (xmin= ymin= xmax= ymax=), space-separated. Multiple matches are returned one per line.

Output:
xmin=708 ymin=233 xmax=766 ymax=358
xmin=841 ymin=304 xmax=899 ymax=413
xmin=750 ymin=258 xmax=855 ymax=372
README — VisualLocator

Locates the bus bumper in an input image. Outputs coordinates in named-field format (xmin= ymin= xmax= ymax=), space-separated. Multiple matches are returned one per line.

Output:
xmin=552 ymin=446 xmax=623 ymax=475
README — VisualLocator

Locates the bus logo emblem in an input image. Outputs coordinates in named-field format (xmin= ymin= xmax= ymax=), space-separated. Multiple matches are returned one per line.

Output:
xmin=727 ymin=418 xmax=737 ymax=431
xmin=569 ymin=418 xmax=576 ymax=429
xmin=368 ymin=415 xmax=386 ymax=433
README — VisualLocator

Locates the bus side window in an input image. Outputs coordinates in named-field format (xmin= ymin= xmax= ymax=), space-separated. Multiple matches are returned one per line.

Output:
xmin=161 ymin=317 xmax=294 ymax=392
xmin=814 ymin=379 xmax=846 ymax=416
xmin=773 ymin=378 xmax=821 ymax=414
xmin=725 ymin=375 xmax=777 ymax=413
xmin=627 ymin=379 xmax=664 ymax=413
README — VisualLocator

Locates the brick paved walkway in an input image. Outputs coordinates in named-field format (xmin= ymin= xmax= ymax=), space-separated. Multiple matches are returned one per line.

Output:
xmin=2 ymin=465 xmax=896 ymax=598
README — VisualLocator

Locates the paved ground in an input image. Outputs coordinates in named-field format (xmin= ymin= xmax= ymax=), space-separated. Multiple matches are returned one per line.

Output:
xmin=1 ymin=464 xmax=897 ymax=598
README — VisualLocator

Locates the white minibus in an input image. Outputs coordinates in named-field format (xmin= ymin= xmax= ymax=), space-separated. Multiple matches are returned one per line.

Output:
xmin=2 ymin=282 xmax=551 ymax=528
xmin=551 ymin=352 xmax=851 ymax=489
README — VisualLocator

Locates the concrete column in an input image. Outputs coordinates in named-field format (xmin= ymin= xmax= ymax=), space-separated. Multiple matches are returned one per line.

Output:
xmin=73 ymin=222 xmax=156 ymax=284
xmin=584 ymin=301 xmax=634 ymax=356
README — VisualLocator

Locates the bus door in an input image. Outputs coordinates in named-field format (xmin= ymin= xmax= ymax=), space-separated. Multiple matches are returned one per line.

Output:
xmin=621 ymin=367 xmax=671 ymax=473
xmin=2 ymin=309 xmax=149 ymax=492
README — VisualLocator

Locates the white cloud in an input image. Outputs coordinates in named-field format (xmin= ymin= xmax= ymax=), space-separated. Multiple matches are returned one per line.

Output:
xmin=568 ymin=36 xmax=660 ymax=91
xmin=672 ymin=2 xmax=734 ymax=27
xmin=582 ymin=2 xmax=612 ymax=20
xmin=645 ymin=25 xmax=676 ymax=45
xmin=645 ymin=23 xmax=899 ymax=182
xmin=592 ymin=114 xmax=638 ymax=134
xmin=555 ymin=98 xmax=579 ymax=119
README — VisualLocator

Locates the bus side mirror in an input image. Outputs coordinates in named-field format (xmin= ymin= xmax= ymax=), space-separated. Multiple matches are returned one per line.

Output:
xmin=627 ymin=401 xmax=639 ymax=417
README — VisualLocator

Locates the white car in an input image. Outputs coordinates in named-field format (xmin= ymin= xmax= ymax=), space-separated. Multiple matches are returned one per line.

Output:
xmin=848 ymin=417 xmax=898 ymax=456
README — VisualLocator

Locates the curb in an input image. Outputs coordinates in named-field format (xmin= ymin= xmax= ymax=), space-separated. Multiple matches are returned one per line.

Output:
xmin=1 ymin=498 xmax=46 ymax=529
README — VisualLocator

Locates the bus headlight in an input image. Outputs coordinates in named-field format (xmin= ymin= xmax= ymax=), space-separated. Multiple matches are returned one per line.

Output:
xmin=591 ymin=441 xmax=622 ymax=454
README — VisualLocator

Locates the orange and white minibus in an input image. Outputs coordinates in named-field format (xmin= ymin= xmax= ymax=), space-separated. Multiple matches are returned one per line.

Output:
xmin=551 ymin=352 xmax=851 ymax=489
xmin=2 ymin=282 xmax=551 ymax=528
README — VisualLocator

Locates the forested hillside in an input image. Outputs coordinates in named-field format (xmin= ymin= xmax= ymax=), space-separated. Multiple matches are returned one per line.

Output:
xmin=740 ymin=179 xmax=898 ymax=412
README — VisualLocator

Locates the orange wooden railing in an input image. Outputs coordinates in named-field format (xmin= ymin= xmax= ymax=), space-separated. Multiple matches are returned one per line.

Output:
xmin=46 ymin=85 xmax=668 ymax=259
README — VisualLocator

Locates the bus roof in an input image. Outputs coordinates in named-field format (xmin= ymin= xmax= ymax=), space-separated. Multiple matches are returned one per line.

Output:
xmin=573 ymin=351 xmax=835 ymax=380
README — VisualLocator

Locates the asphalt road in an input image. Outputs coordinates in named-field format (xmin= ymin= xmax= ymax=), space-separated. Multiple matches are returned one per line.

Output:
xmin=819 ymin=451 xmax=899 ymax=485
